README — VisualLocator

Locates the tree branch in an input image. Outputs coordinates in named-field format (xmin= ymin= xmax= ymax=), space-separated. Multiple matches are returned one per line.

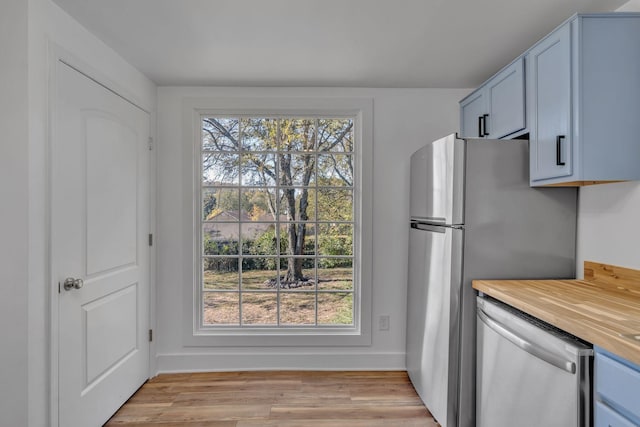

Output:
xmin=318 ymin=122 xmax=353 ymax=152
xmin=203 ymin=118 xmax=240 ymax=150
xmin=329 ymin=156 xmax=352 ymax=187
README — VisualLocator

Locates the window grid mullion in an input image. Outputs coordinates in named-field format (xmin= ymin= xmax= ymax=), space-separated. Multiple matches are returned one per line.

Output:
xmin=275 ymin=119 xmax=281 ymax=327
xmin=200 ymin=115 xmax=355 ymax=328
xmin=314 ymin=118 xmax=319 ymax=326
xmin=238 ymin=119 xmax=246 ymax=328
xmin=199 ymin=125 xmax=206 ymax=329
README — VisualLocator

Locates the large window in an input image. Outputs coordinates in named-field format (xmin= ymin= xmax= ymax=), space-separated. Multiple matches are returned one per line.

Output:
xmin=199 ymin=116 xmax=357 ymax=329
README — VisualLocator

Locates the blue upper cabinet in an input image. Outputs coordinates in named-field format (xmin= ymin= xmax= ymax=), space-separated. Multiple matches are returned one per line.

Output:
xmin=460 ymin=58 xmax=525 ymax=140
xmin=527 ymin=14 xmax=640 ymax=186
xmin=460 ymin=90 xmax=486 ymax=138
xmin=486 ymin=59 xmax=526 ymax=140
xmin=527 ymin=23 xmax=572 ymax=183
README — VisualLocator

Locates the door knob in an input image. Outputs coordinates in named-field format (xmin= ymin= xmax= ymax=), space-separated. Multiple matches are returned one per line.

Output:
xmin=63 ymin=277 xmax=84 ymax=291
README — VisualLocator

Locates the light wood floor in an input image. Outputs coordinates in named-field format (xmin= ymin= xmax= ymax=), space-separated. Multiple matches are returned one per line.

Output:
xmin=104 ymin=371 xmax=439 ymax=426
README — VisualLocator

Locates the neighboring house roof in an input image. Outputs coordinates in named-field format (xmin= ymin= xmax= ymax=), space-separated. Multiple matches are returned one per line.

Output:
xmin=203 ymin=210 xmax=283 ymax=241
xmin=208 ymin=210 xmax=252 ymax=222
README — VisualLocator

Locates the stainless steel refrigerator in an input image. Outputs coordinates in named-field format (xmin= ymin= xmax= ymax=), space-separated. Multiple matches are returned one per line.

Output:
xmin=406 ymin=134 xmax=577 ymax=427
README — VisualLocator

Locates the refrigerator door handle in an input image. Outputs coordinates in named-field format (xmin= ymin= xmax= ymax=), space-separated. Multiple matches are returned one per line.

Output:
xmin=410 ymin=223 xmax=446 ymax=233
xmin=477 ymin=308 xmax=576 ymax=374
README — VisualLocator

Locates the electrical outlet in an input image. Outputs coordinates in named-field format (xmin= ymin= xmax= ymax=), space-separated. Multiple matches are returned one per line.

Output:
xmin=379 ymin=315 xmax=390 ymax=331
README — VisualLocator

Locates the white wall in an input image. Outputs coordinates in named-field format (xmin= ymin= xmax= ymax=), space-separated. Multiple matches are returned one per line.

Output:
xmin=577 ymin=182 xmax=640 ymax=273
xmin=574 ymin=0 xmax=640 ymax=276
xmin=0 ymin=2 xmax=29 ymax=426
xmin=156 ymin=86 xmax=469 ymax=372
xmin=617 ymin=0 xmax=640 ymax=11
xmin=22 ymin=1 xmax=157 ymax=426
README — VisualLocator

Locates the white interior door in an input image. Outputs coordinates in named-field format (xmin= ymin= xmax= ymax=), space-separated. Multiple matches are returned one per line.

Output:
xmin=52 ymin=60 xmax=150 ymax=427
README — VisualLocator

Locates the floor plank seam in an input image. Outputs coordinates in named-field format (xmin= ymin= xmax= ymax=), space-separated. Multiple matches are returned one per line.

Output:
xmin=105 ymin=371 xmax=436 ymax=426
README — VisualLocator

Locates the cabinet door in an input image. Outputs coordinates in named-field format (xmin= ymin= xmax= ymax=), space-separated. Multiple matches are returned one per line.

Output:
xmin=528 ymin=23 xmax=572 ymax=182
xmin=595 ymin=402 xmax=637 ymax=427
xmin=460 ymin=90 xmax=486 ymax=138
xmin=595 ymin=349 xmax=640 ymax=425
xmin=486 ymin=58 xmax=525 ymax=139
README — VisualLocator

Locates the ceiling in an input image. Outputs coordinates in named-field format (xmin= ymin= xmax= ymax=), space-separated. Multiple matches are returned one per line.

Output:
xmin=52 ymin=0 xmax=627 ymax=88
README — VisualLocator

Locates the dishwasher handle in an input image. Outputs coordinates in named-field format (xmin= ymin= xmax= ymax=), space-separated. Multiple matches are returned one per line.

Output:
xmin=478 ymin=308 xmax=576 ymax=374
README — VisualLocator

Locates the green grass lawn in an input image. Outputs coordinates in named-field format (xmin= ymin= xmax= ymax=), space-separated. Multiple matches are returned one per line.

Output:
xmin=203 ymin=266 xmax=353 ymax=290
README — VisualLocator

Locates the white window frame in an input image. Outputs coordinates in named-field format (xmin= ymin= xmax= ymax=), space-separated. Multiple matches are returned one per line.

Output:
xmin=182 ymin=97 xmax=373 ymax=347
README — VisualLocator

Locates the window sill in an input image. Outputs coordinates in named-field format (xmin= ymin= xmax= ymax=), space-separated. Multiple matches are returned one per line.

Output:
xmin=183 ymin=326 xmax=371 ymax=347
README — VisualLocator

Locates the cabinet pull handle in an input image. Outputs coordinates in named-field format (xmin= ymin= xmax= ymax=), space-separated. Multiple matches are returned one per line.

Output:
xmin=483 ymin=114 xmax=490 ymax=136
xmin=556 ymin=135 xmax=566 ymax=166
xmin=478 ymin=116 xmax=483 ymax=138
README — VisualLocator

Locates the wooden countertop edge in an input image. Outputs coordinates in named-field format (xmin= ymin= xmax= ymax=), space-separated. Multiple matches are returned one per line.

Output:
xmin=472 ymin=278 xmax=640 ymax=366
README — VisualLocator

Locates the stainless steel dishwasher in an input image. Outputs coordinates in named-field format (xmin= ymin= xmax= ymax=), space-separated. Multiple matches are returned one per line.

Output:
xmin=476 ymin=296 xmax=593 ymax=427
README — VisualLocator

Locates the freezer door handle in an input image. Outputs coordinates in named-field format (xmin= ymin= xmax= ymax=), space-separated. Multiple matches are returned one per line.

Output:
xmin=410 ymin=223 xmax=446 ymax=233
xmin=477 ymin=308 xmax=576 ymax=374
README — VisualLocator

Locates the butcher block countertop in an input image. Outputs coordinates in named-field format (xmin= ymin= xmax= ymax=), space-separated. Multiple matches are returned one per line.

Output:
xmin=472 ymin=261 xmax=640 ymax=366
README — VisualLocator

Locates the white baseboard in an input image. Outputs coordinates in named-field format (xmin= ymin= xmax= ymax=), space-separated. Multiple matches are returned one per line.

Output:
xmin=155 ymin=352 xmax=406 ymax=374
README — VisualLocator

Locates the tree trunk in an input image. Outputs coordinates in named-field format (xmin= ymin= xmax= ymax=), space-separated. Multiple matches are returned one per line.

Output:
xmin=279 ymin=127 xmax=314 ymax=284
xmin=284 ymin=188 xmax=304 ymax=282
xmin=293 ymin=187 xmax=309 ymax=279
xmin=283 ymin=185 xmax=312 ymax=283
xmin=285 ymin=223 xmax=301 ymax=282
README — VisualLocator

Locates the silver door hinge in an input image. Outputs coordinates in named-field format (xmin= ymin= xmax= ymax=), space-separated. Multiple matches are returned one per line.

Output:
xmin=149 ymin=329 xmax=153 ymax=342
xmin=148 ymin=136 xmax=153 ymax=151
xmin=148 ymin=233 xmax=153 ymax=246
